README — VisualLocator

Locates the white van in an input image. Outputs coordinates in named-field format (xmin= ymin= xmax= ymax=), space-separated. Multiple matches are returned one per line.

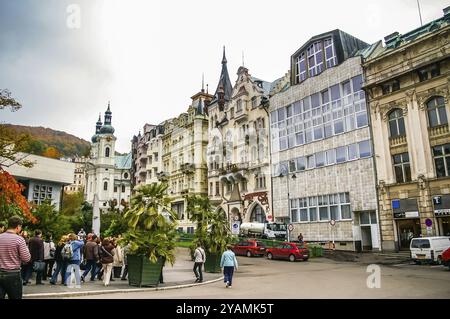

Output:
xmin=410 ymin=236 xmax=450 ymax=264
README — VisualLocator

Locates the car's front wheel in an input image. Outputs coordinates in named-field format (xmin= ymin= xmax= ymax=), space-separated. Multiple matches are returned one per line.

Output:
xmin=267 ymin=252 xmax=273 ymax=260
xmin=246 ymin=250 xmax=252 ymax=258
xmin=289 ymin=254 xmax=296 ymax=262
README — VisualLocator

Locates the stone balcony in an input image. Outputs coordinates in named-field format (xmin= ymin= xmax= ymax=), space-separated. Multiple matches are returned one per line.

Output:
xmin=389 ymin=135 xmax=407 ymax=148
xmin=219 ymin=163 xmax=249 ymax=183
xmin=234 ymin=107 xmax=248 ymax=123
xmin=428 ymin=124 xmax=449 ymax=139
xmin=180 ymin=163 xmax=195 ymax=174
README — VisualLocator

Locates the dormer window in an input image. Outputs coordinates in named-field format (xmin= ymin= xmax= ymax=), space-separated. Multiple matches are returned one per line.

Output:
xmin=418 ymin=63 xmax=441 ymax=82
xmin=307 ymin=42 xmax=324 ymax=77
xmin=295 ymin=52 xmax=307 ymax=84
xmin=324 ymin=37 xmax=337 ymax=68
xmin=381 ymin=79 xmax=400 ymax=95
xmin=251 ymin=96 xmax=257 ymax=108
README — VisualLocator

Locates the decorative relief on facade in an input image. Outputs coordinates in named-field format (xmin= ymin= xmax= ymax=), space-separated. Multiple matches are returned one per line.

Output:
xmin=380 ymin=99 xmax=408 ymax=121
xmin=243 ymin=191 xmax=269 ymax=206
xmin=417 ymin=85 xmax=450 ymax=110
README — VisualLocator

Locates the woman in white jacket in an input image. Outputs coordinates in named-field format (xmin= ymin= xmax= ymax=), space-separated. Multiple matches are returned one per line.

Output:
xmin=112 ymin=238 xmax=123 ymax=279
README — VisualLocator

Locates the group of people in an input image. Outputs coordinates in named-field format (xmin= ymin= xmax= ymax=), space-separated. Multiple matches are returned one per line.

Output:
xmin=0 ymin=216 xmax=130 ymax=299
xmin=193 ymin=243 xmax=239 ymax=288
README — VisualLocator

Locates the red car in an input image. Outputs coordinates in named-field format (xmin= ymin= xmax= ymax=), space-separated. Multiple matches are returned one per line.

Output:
xmin=233 ymin=240 xmax=266 ymax=257
xmin=265 ymin=242 xmax=309 ymax=262
xmin=442 ymin=246 xmax=450 ymax=270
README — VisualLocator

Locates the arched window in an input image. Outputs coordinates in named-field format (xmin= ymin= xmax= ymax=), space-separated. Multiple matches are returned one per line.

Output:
xmin=103 ymin=181 xmax=108 ymax=191
xmin=427 ymin=96 xmax=447 ymax=127
xmin=123 ymin=173 xmax=129 ymax=179
xmin=388 ymin=109 xmax=406 ymax=137
xmin=105 ymin=147 xmax=110 ymax=158
xmin=250 ymin=204 xmax=266 ymax=223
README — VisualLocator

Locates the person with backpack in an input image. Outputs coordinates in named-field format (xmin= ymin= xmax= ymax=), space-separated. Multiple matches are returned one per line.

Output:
xmin=64 ymin=233 xmax=84 ymax=288
xmin=100 ymin=238 xmax=115 ymax=287
xmin=193 ymin=242 xmax=206 ymax=283
xmin=50 ymin=235 xmax=69 ymax=285
xmin=25 ymin=230 xmax=45 ymax=285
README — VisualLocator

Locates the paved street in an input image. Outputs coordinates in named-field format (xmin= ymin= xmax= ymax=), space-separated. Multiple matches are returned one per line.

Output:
xmin=65 ymin=255 xmax=450 ymax=299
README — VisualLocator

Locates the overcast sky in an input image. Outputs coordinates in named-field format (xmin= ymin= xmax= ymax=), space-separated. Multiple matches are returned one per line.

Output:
xmin=0 ymin=0 xmax=448 ymax=153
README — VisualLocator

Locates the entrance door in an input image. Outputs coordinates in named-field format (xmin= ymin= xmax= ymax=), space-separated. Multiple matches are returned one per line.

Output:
xmin=397 ymin=219 xmax=421 ymax=250
xmin=439 ymin=217 xmax=450 ymax=236
xmin=361 ymin=226 xmax=372 ymax=251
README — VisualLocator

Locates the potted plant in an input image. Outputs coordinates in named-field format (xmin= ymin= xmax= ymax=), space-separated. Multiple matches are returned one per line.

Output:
xmin=186 ymin=195 xmax=232 ymax=273
xmin=121 ymin=183 xmax=178 ymax=287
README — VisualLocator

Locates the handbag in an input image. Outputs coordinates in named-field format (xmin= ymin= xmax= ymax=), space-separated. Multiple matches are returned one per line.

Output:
xmin=33 ymin=261 xmax=45 ymax=272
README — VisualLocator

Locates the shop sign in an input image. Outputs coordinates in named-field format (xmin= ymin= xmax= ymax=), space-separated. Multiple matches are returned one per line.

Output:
xmin=393 ymin=211 xmax=419 ymax=219
xmin=434 ymin=209 xmax=450 ymax=216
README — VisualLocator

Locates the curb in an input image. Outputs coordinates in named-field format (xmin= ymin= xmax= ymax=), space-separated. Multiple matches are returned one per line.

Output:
xmin=24 ymin=276 xmax=224 ymax=299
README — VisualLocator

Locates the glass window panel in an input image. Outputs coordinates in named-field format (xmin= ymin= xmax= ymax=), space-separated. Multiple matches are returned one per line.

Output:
xmin=309 ymin=207 xmax=317 ymax=221
xmin=359 ymin=140 xmax=371 ymax=158
xmin=311 ymin=93 xmax=320 ymax=107
xmin=439 ymin=107 xmax=448 ymax=125
xmin=313 ymin=127 xmax=323 ymax=140
xmin=389 ymin=120 xmax=399 ymax=137
xmin=341 ymin=204 xmax=351 ymax=219
xmin=336 ymin=146 xmax=347 ymax=163
xmin=445 ymin=144 xmax=450 ymax=155
xmin=394 ymin=165 xmax=404 ymax=183
xmin=278 ymin=108 xmax=285 ymax=121
xmin=428 ymin=109 xmax=439 ymax=127
xmin=316 ymin=152 xmax=325 ymax=167
xmin=303 ymin=97 xmax=310 ymax=111
xmin=296 ymin=132 xmax=304 ymax=145
xmin=330 ymin=206 xmax=340 ymax=220
xmin=322 ymin=90 xmax=330 ymax=103
xmin=334 ymin=120 xmax=344 ymax=134
xmin=360 ymin=212 xmax=370 ymax=224
xmin=445 ymin=157 xmax=450 ymax=177
xmin=307 ymin=155 xmax=315 ymax=169
xmin=330 ymin=84 xmax=340 ymax=101
xmin=300 ymin=209 xmax=308 ymax=221
xmin=404 ymin=164 xmax=411 ymax=182
xmin=342 ymin=81 xmax=351 ymax=96
xmin=352 ymin=75 xmax=363 ymax=92
xmin=356 ymin=112 xmax=368 ymax=128
xmin=271 ymin=111 xmax=278 ymax=123
xmin=296 ymin=157 xmax=306 ymax=171
xmin=293 ymin=101 xmax=301 ymax=115
xmin=289 ymin=160 xmax=296 ymax=172
xmin=393 ymin=154 xmax=402 ymax=164
xmin=319 ymin=207 xmax=329 ymax=220
xmin=370 ymin=211 xmax=377 ymax=224
xmin=291 ymin=209 xmax=298 ymax=222
xmin=324 ymin=124 xmax=333 ymax=137
xmin=398 ymin=117 xmax=406 ymax=135
xmin=348 ymin=144 xmax=358 ymax=160
xmin=286 ymin=105 xmax=292 ymax=118
xmin=433 ymin=145 xmax=443 ymax=156
xmin=326 ymin=149 xmax=336 ymax=165
xmin=305 ymin=129 xmax=313 ymax=143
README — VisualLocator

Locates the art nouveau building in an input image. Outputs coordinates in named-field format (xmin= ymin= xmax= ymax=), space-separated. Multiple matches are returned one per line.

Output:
xmin=207 ymin=49 xmax=273 ymax=225
xmin=160 ymin=87 xmax=212 ymax=233
xmin=270 ymin=30 xmax=380 ymax=251
xmin=85 ymin=104 xmax=132 ymax=211
xmin=364 ymin=7 xmax=450 ymax=251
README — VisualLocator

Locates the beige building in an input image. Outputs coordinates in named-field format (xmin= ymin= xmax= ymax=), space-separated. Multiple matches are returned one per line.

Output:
xmin=131 ymin=123 xmax=155 ymax=189
xmin=270 ymin=30 xmax=380 ymax=251
xmin=160 ymin=87 xmax=212 ymax=233
xmin=364 ymin=7 xmax=450 ymax=251
xmin=63 ymin=157 xmax=87 ymax=193
xmin=207 ymin=49 xmax=274 ymax=225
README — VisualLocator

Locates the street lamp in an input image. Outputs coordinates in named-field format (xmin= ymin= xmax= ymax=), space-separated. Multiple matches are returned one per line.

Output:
xmin=279 ymin=169 xmax=296 ymax=241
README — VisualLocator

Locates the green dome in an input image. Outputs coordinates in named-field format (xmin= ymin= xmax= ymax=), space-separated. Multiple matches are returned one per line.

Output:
xmin=91 ymin=134 xmax=99 ymax=143
xmin=99 ymin=124 xmax=115 ymax=134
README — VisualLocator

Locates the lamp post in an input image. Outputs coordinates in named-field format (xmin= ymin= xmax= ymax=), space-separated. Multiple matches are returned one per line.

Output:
xmin=279 ymin=169 xmax=296 ymax=242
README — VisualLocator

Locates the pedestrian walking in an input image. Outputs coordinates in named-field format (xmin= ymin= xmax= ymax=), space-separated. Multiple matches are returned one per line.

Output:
xmin=121 ymin=243 xmax=130 ymax=281
xmin=112 ymin=238 xmax=123 ymax=279
xmin=100 ymin=238 xmax=115 ymax=286
xmin=297 ymin=233 xmax=304 ymax=244
xmin=81 ymin=234 xmax=99 ymax=282
xmin=220 ymin=245 xmax=238 ymax=288
xmin=193 ymin=243 xmax=206 ymax=283
xmin=64 ymin=233 xmax=84 ymax=288
xmin=50 ymin=235 xmax=69 ymax=285
xmin=26 ymin=230 xmax=45 ymax=285
xmin=20 ymin=231 xmax=31 ymax=284
xmin=0 ymin=216 xmax=31 ymax=299
xmin=43 ymin=233 xmax=55 ymax=280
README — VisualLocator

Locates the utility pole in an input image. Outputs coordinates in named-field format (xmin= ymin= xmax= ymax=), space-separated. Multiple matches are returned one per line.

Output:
xmin=417 ymin=0 xmax=423 ymax=26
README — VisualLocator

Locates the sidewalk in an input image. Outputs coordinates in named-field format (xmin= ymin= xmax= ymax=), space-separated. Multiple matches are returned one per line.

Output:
xmin=323 ymin=249 xmax=412 ymax=265
xmin=23 ymin=247 xmax=223 ymax=298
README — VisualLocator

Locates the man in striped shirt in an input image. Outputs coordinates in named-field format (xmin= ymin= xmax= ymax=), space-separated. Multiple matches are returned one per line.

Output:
xmin=0 ymin=216 xmax=31 ymax=299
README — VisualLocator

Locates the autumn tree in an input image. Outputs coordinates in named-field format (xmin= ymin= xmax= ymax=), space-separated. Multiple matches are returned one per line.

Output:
xmin=0 ymin=89 xmax=36 ymax=223
xmin=42 ymin=146 xmax=61 ymax=159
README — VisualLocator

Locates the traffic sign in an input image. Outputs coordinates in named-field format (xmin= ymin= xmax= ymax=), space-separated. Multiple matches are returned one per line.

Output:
xmin=425 ymin=218 xmax=432 ymax=227
xmin=288 ymin=224 xmax=294 ymax=231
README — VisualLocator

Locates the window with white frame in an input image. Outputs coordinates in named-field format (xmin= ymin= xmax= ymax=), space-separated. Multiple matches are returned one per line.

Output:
xmin=295 ymin=52 xmax=307 ymax=83
xmin=393 ymin=153 xmax=411 ymax=183
xmin=433 ymin=143 xmax=450 ymax=178
xmin=324 ymin=37 xmax=337 ymax=68
xmin=291 ymin=192 xmax=351 ymax=223
xmin=427 ymin=96 xmax=447 ymax=128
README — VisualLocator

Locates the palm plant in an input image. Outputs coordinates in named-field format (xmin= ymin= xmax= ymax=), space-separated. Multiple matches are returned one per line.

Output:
xmin=121 ymin=183 xmax=178 ymax=265
xmin=187 ymin=195 xmax=232 ymax=255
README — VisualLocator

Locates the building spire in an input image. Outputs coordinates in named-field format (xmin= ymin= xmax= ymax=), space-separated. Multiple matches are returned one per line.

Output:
xmin=222 ymin=46 xmax=227 ymax=64
xmin=202 ymin=73 xmax=205 ymax=93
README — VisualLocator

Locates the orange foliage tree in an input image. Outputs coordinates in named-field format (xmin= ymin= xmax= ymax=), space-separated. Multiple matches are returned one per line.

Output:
xmin=0 ymin=169 xmax=37 ymax=223
xmin=42 ymin=146 xmax=61 ymax=159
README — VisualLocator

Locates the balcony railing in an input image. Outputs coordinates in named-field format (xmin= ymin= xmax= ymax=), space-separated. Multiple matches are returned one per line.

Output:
xmin=180 ymin=163 xmax=195 ymax=174
xmin=429 ymin=124 xmax=449 ymax=139
xmin=389 ymin=135 xmax=407 ymax=148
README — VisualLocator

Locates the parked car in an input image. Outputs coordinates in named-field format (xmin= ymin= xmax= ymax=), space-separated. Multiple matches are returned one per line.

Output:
xmin=410 ymin=236 xmax=450 ymax=264
xmin=265 ymin=242 xmax=309 ymax=262
xmin=441 ymin=246 xmax=450 ymax=270
xmin=233 ymin=239 xmax=266 ymax=257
